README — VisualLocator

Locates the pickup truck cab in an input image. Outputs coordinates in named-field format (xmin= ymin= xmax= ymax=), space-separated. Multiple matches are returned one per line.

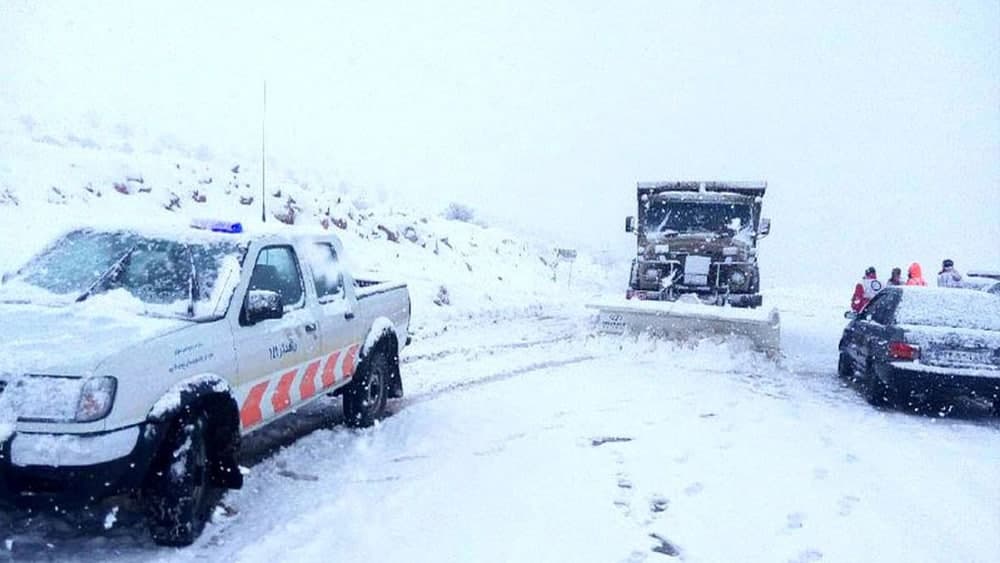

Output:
xmin=0 ymin=221 xmax=410 ymax=545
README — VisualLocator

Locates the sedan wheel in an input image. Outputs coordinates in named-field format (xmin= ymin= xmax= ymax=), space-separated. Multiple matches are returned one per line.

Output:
xmin=862 ymin=363 xmax=892 ymax=408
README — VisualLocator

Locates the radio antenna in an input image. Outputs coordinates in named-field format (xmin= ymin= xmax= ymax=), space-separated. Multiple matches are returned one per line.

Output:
xmin=261 ymin=80 xmax=267 ymax=223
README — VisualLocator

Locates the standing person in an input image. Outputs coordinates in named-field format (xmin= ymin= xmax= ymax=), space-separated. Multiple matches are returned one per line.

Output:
xmin=888 ymin=267 xmax=903 ymax=286
xmin=906 ymin=262 xmax=927 ymax=286
xmin=851 ymin=266 xmax=882 ymax=313
xmin=938 ymin=259 xmax=963 ymax=287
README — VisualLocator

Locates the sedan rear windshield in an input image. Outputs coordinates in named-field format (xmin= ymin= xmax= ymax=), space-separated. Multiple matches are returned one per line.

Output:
xmin=895 ymin=289 xmax=1000 ymax=332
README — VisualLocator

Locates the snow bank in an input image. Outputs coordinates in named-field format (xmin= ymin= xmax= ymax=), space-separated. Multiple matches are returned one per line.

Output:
xmin=591 ymin=296 xmax=778 ymax=322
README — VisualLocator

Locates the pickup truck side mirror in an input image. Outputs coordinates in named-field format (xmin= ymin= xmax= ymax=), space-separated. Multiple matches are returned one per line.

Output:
xmin=625 ymin=216 xmax=636 ymax=233
xmin=759 ymin=218 xmax=771 ymax=237
xmin=244 ymin=290 xmax=284 ymax=325
xmin=843 ymin=310 xmax=857 ymax=320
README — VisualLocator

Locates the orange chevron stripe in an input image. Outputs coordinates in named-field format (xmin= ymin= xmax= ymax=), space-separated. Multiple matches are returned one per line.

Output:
xmin=299 ymin=360 xmax=322 ymax=400
xmin=271 ymin=369 xmax=298 ymax=414
xmin=240 ymin=380 xmax=270 ymax=429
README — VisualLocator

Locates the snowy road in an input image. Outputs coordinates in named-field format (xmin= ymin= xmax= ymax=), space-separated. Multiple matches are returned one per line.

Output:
xmin=3 ymin=296 xmax=999 ymax=562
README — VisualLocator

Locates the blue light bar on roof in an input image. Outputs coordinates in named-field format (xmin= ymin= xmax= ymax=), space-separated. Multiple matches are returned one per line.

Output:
xmin=191 ymin=219 xmax=244 ymax=233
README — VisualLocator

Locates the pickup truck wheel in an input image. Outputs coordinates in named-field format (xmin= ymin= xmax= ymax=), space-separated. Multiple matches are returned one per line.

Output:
xmin=344 ymin=348 xmax=389 ymax=428
xmin=143 ymin=410 xmax=223 ymax=546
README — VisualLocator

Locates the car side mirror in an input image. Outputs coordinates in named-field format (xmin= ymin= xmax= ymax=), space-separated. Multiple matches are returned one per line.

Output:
xmin=759 ymin=218 xmax=771 ymax=237
xmin=625 ymin=216 xmax=636 ymax=233
xmin=244 ymin=290 xmax=284 ymax=325
xmin=843 ymin=310 xmax=857 ymax=320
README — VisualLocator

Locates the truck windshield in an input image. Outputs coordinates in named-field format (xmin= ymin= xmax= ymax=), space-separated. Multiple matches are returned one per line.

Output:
xmin=1 ymin=229 xmax=247 ymax=320
xmin=645 ymin=200 xmax=753 ymax=236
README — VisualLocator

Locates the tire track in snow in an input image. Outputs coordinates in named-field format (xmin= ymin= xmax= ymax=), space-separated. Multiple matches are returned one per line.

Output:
xmin=401 ymin=334 xmax=575 ymax=365
xmin=402 ymin=354 xmax=601 ymax=406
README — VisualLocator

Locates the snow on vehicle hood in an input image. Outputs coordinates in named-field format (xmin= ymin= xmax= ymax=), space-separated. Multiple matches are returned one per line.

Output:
xmin=0 ymin=303 xmax=188 ymax=376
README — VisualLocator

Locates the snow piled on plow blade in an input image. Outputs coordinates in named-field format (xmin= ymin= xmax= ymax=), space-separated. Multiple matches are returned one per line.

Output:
xmin=587 ymin=298 xmax=781 ymax=354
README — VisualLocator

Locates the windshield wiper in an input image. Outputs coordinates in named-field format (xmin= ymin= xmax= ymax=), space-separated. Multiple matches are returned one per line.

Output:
xmin=654 ymin=229 xmax=680 ymax=238
xmin=185 ymin=244 xmax=198 ymax=317
xmin=76 ymin=245 xmax=137 ymax=303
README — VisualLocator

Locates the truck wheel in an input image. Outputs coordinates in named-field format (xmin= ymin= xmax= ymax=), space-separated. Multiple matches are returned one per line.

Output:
xmin=344 ymin=347 xmax=389 ymax=428
xmin=143 ymin=410 xmax=223 ymax=546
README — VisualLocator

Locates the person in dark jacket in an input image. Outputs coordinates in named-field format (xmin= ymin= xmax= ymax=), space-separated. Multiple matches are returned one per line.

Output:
xmin=887 ymin=267 xmax=903 ymax=286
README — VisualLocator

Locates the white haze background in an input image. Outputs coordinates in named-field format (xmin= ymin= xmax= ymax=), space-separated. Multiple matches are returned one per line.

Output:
xmin=2 ymin=0 xmax=998 ymax=287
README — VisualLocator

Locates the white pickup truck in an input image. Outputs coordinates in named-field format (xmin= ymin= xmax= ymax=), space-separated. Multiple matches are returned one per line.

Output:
xmin=0 ymin=222 xmax=410 ymax=545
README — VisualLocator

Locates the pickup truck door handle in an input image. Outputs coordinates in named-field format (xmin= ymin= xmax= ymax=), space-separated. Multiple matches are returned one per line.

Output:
xmin=304 ymin=322 xmax=318 ymax=333
xmin=344 ymin=311 xmax=355 ymax=320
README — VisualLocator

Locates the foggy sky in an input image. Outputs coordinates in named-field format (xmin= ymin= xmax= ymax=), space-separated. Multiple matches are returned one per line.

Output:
xmin=2 ymin=0 xmax=998 ymax=287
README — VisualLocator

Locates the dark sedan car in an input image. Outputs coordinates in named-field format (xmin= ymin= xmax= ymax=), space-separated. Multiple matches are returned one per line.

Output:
xmin=838 ymin=286 xmax=1000 ymax=413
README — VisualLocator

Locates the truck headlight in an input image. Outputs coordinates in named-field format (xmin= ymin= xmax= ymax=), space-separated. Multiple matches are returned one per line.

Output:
xmin=7 ymin=375 xmax=117 ymax=423
xmin=76 ymin=377 xmax=117 ymax=422
xmin=729 ymin=270 xmax=748 ymax=288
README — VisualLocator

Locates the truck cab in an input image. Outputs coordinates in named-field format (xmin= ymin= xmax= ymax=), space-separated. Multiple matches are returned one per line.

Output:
xmin=625 ymin=181 xmax=771 ymax=308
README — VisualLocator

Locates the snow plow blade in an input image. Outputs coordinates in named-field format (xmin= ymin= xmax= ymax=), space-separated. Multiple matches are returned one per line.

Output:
xmin=588 ymin=299 xmax=781 ymax=353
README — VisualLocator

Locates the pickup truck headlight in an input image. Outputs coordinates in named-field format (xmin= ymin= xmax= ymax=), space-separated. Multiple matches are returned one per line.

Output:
xmin=76 ymin=377 xmax=117 ymax=422
xmin=7 ymin=375 xmax=117 ymax=423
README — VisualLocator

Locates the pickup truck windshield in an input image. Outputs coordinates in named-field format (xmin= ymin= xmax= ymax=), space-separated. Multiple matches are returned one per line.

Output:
xmin=645 ymin=201 xmax=753 ymax=236
xmin=1 ymin=230 xmax=246 ymax=320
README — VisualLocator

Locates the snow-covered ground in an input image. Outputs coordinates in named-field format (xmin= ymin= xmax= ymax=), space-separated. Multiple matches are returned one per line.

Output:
xmin=2 ymin=297 xmax=998 ymax=562
xmin=1 ymin=121 xmax=998 ymax=562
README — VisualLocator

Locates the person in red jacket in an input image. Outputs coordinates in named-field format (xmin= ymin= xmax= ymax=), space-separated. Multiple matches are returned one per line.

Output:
xmin=851 ymin=266 xmax=882 ymax=312
xmin=906 ymin=262 xmax=927 ymax=286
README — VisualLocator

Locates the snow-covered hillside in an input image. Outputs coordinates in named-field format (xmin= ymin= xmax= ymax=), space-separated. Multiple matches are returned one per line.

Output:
xmin=0 ymin=116 xmax=616 ymax=328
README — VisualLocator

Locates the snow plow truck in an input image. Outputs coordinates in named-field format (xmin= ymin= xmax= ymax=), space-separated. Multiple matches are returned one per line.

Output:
xmin=591 ymin=181 xmax=780 ymax=352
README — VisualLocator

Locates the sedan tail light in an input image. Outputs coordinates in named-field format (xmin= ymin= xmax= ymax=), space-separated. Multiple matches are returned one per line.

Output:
xmin=889 ymin=341 xmax=920 ymax=361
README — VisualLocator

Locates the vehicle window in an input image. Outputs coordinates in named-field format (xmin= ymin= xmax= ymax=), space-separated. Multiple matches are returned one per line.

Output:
xmin=644 ymin=199 xmax=752 ymax=236
xmin=2 ymin=229 xmax=245 ymax=319
xmin=306 ymin=243 xmax=344 ymax=301
xmin=247 ymin=246 xmax=305 ymax=309
xmin=864 ymin=292 xmax=896 ymax=325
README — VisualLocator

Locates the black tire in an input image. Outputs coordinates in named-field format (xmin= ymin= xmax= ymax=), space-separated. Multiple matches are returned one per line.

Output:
xmin=862 ymin=363 xmax=891 ymax=408
xmin=344 ymin=347 xmax=390 ymax=428
xmin=143 ymin=410 xmax=223 ymax=546
xmin=837 ymin=352 xmax=854 ymax=381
